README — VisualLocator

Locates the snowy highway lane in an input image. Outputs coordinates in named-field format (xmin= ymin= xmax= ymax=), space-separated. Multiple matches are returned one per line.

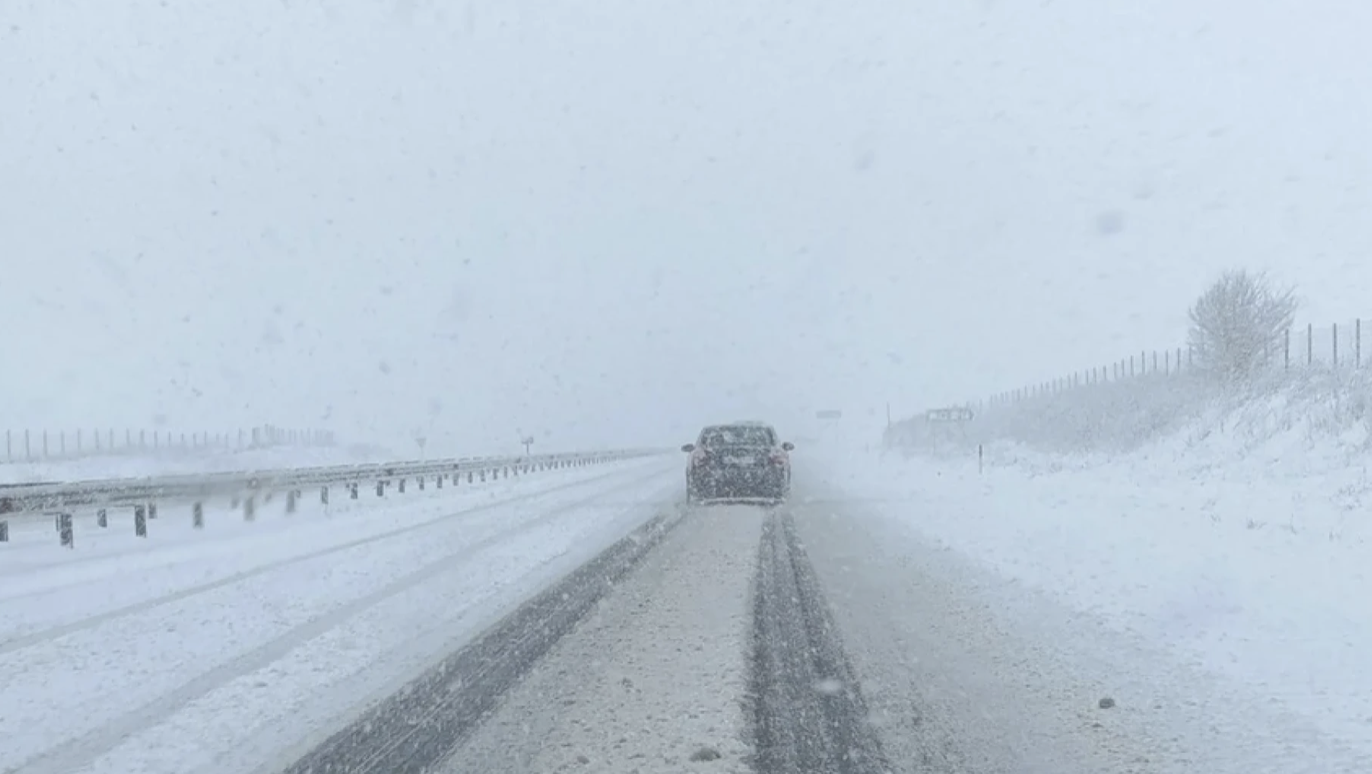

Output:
xmin=289 ymin=468 xmax=1362 ymax=774
xmin=409 ymin=487 xmax=1162 ymax=774
xmin=0 ymin=459 xmax=668 ymax=641
xmin=7 ymin=455 xmax=1358 ymax=774
xmin=0 ymin=457 xmax=680 ymax=774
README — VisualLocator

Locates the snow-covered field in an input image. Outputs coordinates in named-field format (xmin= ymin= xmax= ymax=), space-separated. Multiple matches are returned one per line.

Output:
xmin=0 ymin=455 xmax=679 ymax=774
xmin=853 ymin=371 xmax=1372 ymax=771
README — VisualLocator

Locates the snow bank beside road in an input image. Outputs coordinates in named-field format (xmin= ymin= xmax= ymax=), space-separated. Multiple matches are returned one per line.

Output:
xmin=893 ymin=362 xmax=1372 ymax=464
xmin=830 ymin=372 xmax=1372 ymax=770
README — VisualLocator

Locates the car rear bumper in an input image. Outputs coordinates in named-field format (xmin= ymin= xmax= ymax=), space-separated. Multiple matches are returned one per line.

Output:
xmin=689 ymin=466 xmax=788 ymax=500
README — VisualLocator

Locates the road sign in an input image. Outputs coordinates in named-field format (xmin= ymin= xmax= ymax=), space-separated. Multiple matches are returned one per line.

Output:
xmin=815 ymin=410 xmax=842 ymax=420
xmin=926 ymin=407 xmax=975 ymax=423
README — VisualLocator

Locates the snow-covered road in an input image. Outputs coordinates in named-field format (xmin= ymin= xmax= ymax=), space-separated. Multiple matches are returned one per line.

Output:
xmin=6 ymin=448 xmax=1367 ymax=774
xmin=807 ymin=447 xmax=1372 ymax=774
xmin=0 ymin=456 xmax=679 ymax=774
xmin=415 ymin=455 xmax=1372 ymax=773
xmin=449 ymin=502 xmax=759 ymax=774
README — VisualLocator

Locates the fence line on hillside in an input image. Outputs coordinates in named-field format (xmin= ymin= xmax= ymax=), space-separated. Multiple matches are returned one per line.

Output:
xmin=970 ymin=317 xmax=1372 ymax=410
xmin=2 ymin=425 xmax=336 ymax=464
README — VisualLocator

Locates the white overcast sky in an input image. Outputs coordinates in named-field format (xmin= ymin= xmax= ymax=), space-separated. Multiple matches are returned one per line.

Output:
xmin=3 ymin=0 xmax=1372 ymax=454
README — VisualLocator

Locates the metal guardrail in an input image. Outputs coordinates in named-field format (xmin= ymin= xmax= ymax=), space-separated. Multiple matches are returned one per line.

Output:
xmin=0 ymin=448 xmax=670 ymax=545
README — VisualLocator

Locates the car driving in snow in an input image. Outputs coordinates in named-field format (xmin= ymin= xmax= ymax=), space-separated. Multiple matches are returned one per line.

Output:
xmin=682 ymin=421 xmax=793 ymax=504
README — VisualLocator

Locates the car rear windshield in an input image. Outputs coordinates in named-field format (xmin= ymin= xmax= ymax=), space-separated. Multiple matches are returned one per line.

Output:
xmin=700 ymin=426 xmax=774 ymax=447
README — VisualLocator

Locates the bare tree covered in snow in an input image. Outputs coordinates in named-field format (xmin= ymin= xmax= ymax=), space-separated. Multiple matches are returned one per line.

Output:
xmin=1187 ymin=269 xmax=1298 ymax=383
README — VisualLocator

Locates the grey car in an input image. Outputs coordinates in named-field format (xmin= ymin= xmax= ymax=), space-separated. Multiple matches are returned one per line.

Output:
xmin=682 ymin=422 xmax=793 ymax=504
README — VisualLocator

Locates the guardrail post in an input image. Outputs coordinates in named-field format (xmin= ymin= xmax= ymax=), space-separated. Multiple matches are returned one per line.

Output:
xmin=436 ymin=474 xmax=443 ymax=489
xmin=97 ymin=509 xmax=107 ymax=528
xmin=193 ymin=502 xmax=204 ymax=529
xmin=418 ymin=476 xmax=425 ymax=491
xmin=376 ymin=481 xmax=385 ymax=497
xmin=286 ymin=489 xmax=298 ymax=514
xmin=58 ymin=513 xmax=73 ymax=547
xmin=0 ymin=521 xmax=7 ymax=542
xmin=350 ymin=483 xmax=359 ymax=499
xmin=148 ymin=502 xmax=158 ymax=519
xmin=468 ymin=471 xmax=474 ymax=484
xmin=479 ymin=469 xmax=487 ymax=482
xmin=321 ymin=486 xmax=330 ymax=505
xmin=399 ymin=478 xmax=407 ymax=494
xmin=244 ymin=496 xmax=256 ymax=521
xmin=135 ymin=505 xmax=148 ymax=537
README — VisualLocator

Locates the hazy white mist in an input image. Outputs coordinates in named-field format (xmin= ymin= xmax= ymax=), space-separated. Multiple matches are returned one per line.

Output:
xmin=3 ymin=0 xmax=1371 ymax=454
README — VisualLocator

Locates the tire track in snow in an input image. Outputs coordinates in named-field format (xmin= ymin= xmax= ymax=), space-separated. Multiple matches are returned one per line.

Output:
xmin=747 ymin=508 xmax=890 ymax=774
xmin=0 ymin=463 xmax=653 ymax=656
xmin=11 ymin=469 xmax=671 ymax=774
xmin=276 ymin=504 xmax=686 ymax=774
xmin=438 ymin=502 xmax=761 ymax=774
